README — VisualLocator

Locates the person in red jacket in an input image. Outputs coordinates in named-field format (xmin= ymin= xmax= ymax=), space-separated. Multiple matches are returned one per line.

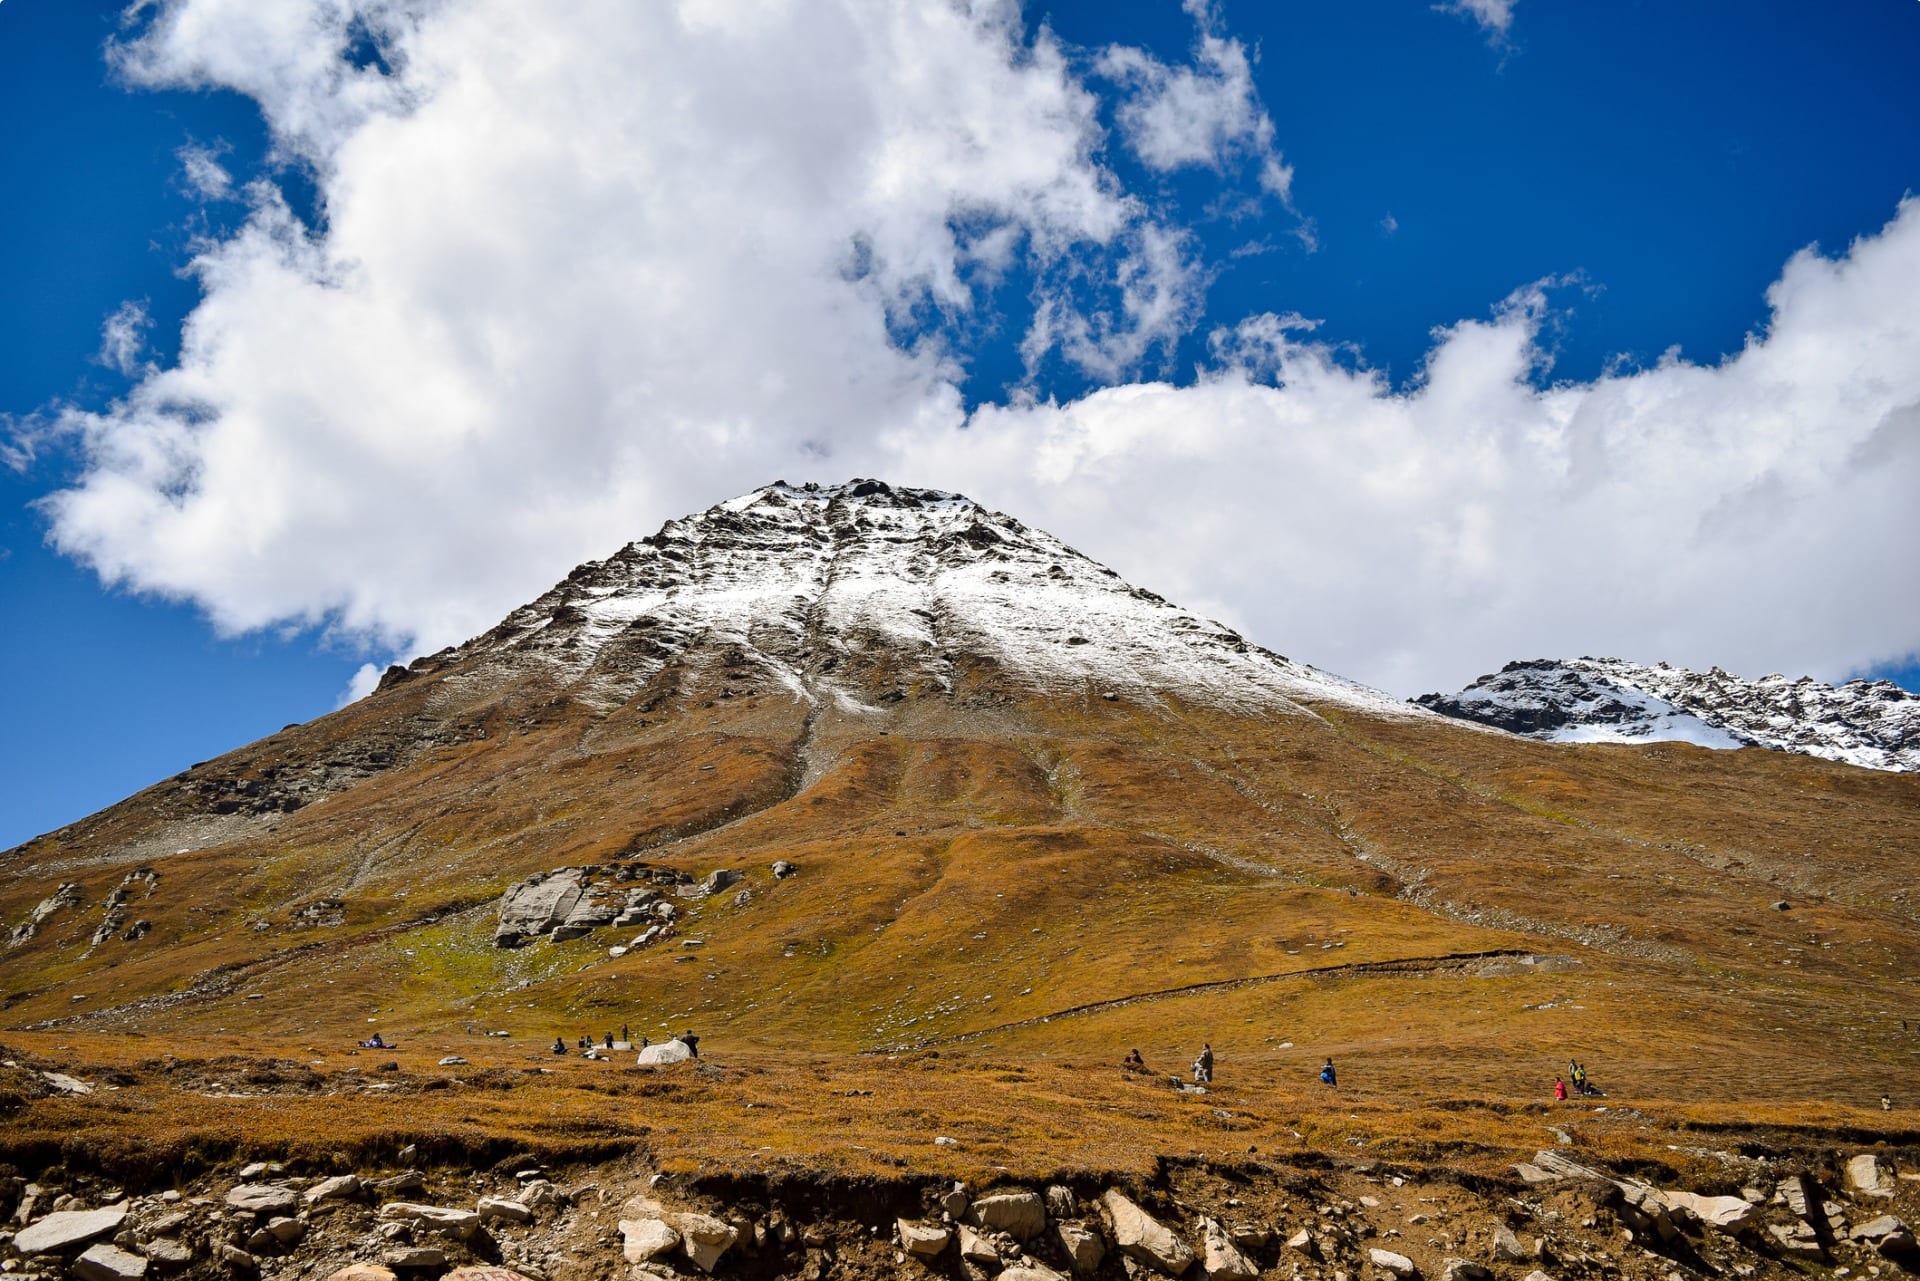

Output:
xmin=1554 ymin=1076 xmax=1568 ymax=1101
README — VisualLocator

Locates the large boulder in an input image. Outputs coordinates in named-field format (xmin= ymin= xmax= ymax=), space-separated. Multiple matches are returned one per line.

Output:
xmin=1847 ymin=1154 xmax=1896 ymax=1199
xmin=1852 ymin=1215 xmax=1917 ymax=1255
xmin=1101 ymin=1190 xmax=1195 ymax=1277
xmin=1000 ymin=1268 xmax=1070 ymax=1281
xmin=494 ymin=869 xmax=588 ymax=946
xmin=637 ymin=1039 xmax=694 ymax=1065
xmin=972 ymin=1189 xmax=1047 ymax=1240
xmin=1490 ymin=1225 xmax=1527 ymax=1264
xmin=14 ymin=1205 xmax=130 ymax=1255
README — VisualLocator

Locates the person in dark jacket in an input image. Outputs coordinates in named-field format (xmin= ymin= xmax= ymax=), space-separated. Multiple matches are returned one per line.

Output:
xmin=682 ymin=1030 xmax=700 ymax=1058
xmin=1320 ymin=1058 xmax=1337 ymax=1087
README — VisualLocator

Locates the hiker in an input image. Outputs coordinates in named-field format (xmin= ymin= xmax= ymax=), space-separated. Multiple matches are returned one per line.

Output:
xmin=1569 ymin=1060 xmax=1585 ymax=1095
xmin=1883 ymin=1095 xmax=1893 ymax=1111
xmin=682 ymin=1030 xmax=700 ymax=1058
xmin=1554 ymin=1076 xmax=1568 ymax=1101
xmin=622 ymin=1023 xmax=630 ymax=1044
xmin=552 ymin=1037 xmax=567 ymax=1056
xmin=362 ymin=1032 xmax=386 ymax=1049
xmin=1122 ymin=1048 xmax=1145 ymax=1071
xmin=1320 ymin=1058 xmax=1337 ymax=1088
xmin=604 ymin=1032 xmax=614 ymax=1049
xmin=1193 ymin=1043 xmax=1214 ymax=1084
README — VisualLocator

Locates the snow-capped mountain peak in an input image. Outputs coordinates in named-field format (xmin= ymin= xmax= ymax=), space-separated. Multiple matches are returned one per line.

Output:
xmin=408 ymin=479 xmax=1411 ymax=719
xmin=1415 ymin=657 xmax=1920 ymax=772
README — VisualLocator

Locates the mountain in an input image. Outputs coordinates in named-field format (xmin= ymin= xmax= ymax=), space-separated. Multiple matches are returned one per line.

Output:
xmin=1415 ymin=656 xmax=1920 ymax=772
xmin=1 ymin=480 xmax=1915 ymax=1236
xmin=389 ymin=477 xmax=1410 ymax=720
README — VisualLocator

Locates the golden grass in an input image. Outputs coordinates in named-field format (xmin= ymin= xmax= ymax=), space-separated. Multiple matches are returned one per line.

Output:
xmin=4 ymin=660 xmax=1917 ymax=1183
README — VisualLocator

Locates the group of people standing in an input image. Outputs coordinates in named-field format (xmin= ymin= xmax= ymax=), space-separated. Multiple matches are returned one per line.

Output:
xmin=1553 ymin=1060 xmax=1599 ymax=1099
xmin=1121 ymin=1044 xmax=1338 ymax=1089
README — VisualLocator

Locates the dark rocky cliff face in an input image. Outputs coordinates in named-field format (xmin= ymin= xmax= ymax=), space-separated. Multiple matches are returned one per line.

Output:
xmin=1416 ymin=656 xmax=1919 ymax=772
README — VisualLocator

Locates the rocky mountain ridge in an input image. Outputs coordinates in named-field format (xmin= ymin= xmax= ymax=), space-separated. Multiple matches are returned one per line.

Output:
xmin=1415 ymin=657 xmax=1920 ymax=772
xmin=381 ymin=478 xmax=1412 ymax=724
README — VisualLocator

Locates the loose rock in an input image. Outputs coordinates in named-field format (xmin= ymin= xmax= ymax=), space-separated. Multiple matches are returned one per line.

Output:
xmin=1202 ymin=1218 xmax=1258 ymax=1281
xmin=972 ymin=1189 xmax=1047 ymax=1240
xmin=1101 ymin=1190 xmax=1196 ymax=1277
xmin=1847 ymin=1154 xmax=1896 ymax=1199
xmin=14 ymin=1205 xmax=130 ymax=1255
xmin=73 ymin=1243 xmax=149 ymax=1281
xmin=304 ymin=1176 xmax=362 ymax=1205
xmin=620 ymin=1218 xmax=681 ymax=1264
xmin=1369 ymin=1247 xmax=1417 ymax=1278
xmin=673 ymin=1211 xmax=739 ymax=1272
xmin=1491 ymin=1225 xmax=1527 ymax=1264
xmin=477 ymin=1197 xmax=533 ymax=1224
xmin=226 ymin=1185 xmax=299 ymax=1216
xmin=897 ymin=1220 xmax=951 ymax=1259
xmin=377 ymin=1203 xmax=481 ymax=1241
xmin=1055 ymin=1220 xmax=1105 ymax=1275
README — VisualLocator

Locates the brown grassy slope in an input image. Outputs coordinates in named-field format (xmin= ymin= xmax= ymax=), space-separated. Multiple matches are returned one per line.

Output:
xmin=1 ymin=648 xmax=1916 ymax=1175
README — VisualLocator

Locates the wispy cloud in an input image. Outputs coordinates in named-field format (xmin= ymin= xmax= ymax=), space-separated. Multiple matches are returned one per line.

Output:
xmin=94 ymin=300 xmax=152 ymax=375
xmin=1437 ymin=0 xmax=1518 ymax=45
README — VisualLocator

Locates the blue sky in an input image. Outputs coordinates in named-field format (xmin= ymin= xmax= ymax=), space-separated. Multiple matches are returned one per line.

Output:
xmin=3 ymin=0 xmax=1919 ymax=849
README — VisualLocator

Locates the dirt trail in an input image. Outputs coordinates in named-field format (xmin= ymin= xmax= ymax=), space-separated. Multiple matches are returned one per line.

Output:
xmin=881 ymin=947 xmax=1537 ymax=1050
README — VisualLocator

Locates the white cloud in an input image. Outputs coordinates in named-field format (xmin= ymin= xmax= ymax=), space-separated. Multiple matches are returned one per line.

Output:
xmin=1437 ymin=0 xmax=1517 ymax=43
xmin=33 ymin=0 xmax=1920 ymax=704
xmin=339 ymin=661 xmax=383 ymax=706
xmin=95 ymin=301 xmax=152 ymax=375
xmin=50 ymin=0 xmax=1228 ymax=648
xmin=177 ymin=141 xmax=234 ymax=199
xmin=1097 ymin=11 xmax=1294 ymax=202
xmin=891 ymin=201 xmax=1920 ymax=694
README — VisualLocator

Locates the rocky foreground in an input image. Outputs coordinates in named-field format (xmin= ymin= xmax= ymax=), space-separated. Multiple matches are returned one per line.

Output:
xmin=3 ymin=1139 xmax=1916 ymax=1281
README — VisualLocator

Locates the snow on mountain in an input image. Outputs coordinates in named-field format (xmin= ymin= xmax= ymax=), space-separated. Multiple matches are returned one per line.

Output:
xmin=1414 ymin=657 xmax=1920 ymax=772
xmin=406 ymin=479 xmax=1413 ymax=720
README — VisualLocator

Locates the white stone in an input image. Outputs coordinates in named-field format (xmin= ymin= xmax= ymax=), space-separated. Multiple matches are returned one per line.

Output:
xmin=1491 ymin=1225 xmax=1527 ymax=1264
xmin=73 ymin=1243 xmax=148 ymax=1281
xmin=1000 ymin=1267 xmax=1070 ymax=1281
xmin=957 ymin=1223 xmax=1000 ymax=1265
xmin=1848 ymin=1155 xmax=1895 ymax=1199
xmin=620 ymin=1217 xmax=681 ymax=1263
xmin=972 ymin=1190 xmax=1047 ymax=1240
xmin=225 ymin=1184 xmax=299 ymax=1215
xmin=637 ymin=1039 xmax=694 ymax=1066
xmin=1369 ymin=1248 xmax=1417 ymax=1278
xmin=1659 ymin=1190 xmax=1754 ymax=1230
xmin=304 ymin=1175 xmax=362 ymax=1204
xmin=377 ymin=1203 xmax=481 ymax=1241
xmin=673 ymin=1211 xmax=739 ymax=1272
xmin=1202 ymin=1218 xmax=1257 ymax=1280
xmin=897 ymin=1219 xmax=951 ymax=1259
xmin=477 ymin=1197 xmax=533 ymax=1224
xmin=1056 ymin=1220 xmax=1105 ymax=1275
xmin=1101 ymin=1190 xmax=1196 ymax=1277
